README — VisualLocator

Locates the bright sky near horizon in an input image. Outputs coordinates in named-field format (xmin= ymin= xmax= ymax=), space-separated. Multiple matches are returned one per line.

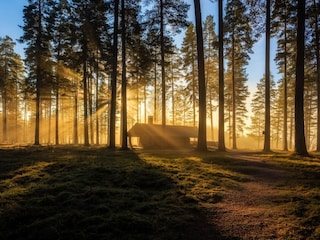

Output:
xmin=0 ymin=0 xmax=280 ymax=95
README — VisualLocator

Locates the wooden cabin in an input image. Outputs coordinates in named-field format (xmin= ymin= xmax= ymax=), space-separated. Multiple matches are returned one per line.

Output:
xmin=127 ymin=122 xmax=198 ymax=149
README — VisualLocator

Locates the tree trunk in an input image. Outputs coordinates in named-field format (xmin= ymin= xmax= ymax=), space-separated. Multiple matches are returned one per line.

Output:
xmin=283 ymin=12 xmax=288 ymax=151
xmin=2 ymin=90 xmax=7 ymax=142
xmin=171 ymin=63 xmax=175 ymax=125
xmin=232 ymin=33 xmax=237 ymax=150
xmin=192 ymin=43 xmax=196 ymax=127
xmin=34 ymin=0 xmax=42 ymax=146
xmin=263 ymin=0 xmax=271 ymax=152
xmin=160 ymin=0 xmax=166 ymax=126
xmin=194 ymin=0 xmax=207 ymax=151
xmin=74 ymin=80 xmax=79 ymax=144
xmin=96 ymin=56 xmax=100 ymax=145
xmin=154 ymin=54 xmax=157 ymax=123
xmin=218 ymin=0 xmax=226 ymax=151
xmin=121 ymin=0 xmax=128 ymax=150
xmin=55 ymin=84 xmax=59 ymax=145
xmin=83 ymin=42 xmax=89 ymax=146
xmin=314 ymin=0 xmax=320 ymax=151
xmin=35 ymin=86 xmax=41 ymax=145
xmin=89 ymin=73 xmax=94 ymax=144
xmin=294 ymin=0 xmax=308 ymax=155
xmin=109 ymin=0 xmax=119 ymax=148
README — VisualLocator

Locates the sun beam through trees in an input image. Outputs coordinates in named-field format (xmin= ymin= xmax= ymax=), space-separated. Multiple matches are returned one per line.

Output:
xmin=0 ymin=0 xmax=318 ymax=154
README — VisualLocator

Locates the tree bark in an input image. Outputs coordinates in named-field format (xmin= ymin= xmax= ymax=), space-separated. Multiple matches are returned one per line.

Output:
xmin=34 ymin=0 xmax=42 ymax=145
xmin=194 ymin=0 xmax=207 ymax=151
xmin=218 ymin=0 xmax=226 ymax=151
xmin=283 ymin=10 xmax=288 ymax=151
xmin=2 ymin=90 xmax=7 ymax=142
xmin=109 ymin=0 xmax=119 ymax=148
xmin=263 ymin=0 xmax=271 ymax=152
xmin=73 ymin=80 xmax=79 ymax=144
xmin=294 ymin=0 xmax=308 ymax=155
xmin=83 ymin=41 xmax=89 ymax=146
xmin=231 ymin=33 xmax=236 ymax=150
xmin=160 ymin=0 xmax=166 ymax=126
xmin=314 ymin=0 xmax=320 ymax=152
xmin=121 ymin=0 xmax=128 ymax=150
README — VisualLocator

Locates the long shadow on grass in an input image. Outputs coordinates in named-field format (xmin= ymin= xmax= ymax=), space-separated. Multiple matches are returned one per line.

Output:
xmin=204 ymin=152 xmax=320 ymax=189
xmin=0 ymin=146 xmax=223 ymax=240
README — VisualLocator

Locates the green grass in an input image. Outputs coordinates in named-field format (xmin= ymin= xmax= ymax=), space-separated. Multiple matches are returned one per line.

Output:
xmin=0 ymin=147 xmax=320 ymax=239
xmin=0 ymin=146 xmax=222 ymax=240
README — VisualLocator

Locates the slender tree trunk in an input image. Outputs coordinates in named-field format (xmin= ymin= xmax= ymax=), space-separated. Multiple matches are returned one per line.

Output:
xmin=205 ymin=38 xmax=214 ymax=142
xmin=89 ymin=73 xmax=94 ymax=144
xmin=136 ymin=78 xmax=139 ymax=122
xmin=74 ymin=80 xmax=79 ymax=144
xmin=160 ymin=0 xmax=166 ymax=126
xmin=263 ymin=0 xmax=271 ymax=152
xmin=171 ymin=63 xmax=175 ymax=125
xmin=294 ymin=0 xmax=308 ymax=155
xmin=218 ymin=0 xmax=226 ymax=151
xmin=121 ymin=0 xmax=128 ymax=150
xmin=289 ymin=106 xmax=293 ymax=150
xmin=2 ymin=90 xmax=7 ymax=142
xmin=283 ymin=14 xmax=288 ymax=151
xmin=144 ymin=85 xmax=147 ymax=123
xmin=15 ymin=87 xmax=18 ymax=143
xmin=232 ymin=34 xmax=237 ymax=150
xmin=194 ymin=0 xmax=207 ymax=151
xmin=154 ymin=55 xmax=157 ymax=123
xmin=2 ymin=54 xmax=8 ymax=143
xmin=96 ymin=56 xmax=100 ymax=145
xmin=48 ymin=100 xmax=52 ymax=144
xmin=24 ymin=101 xmax=27 ymax=143
xmin=314 ymin=0 xmax=320 ymax=151
xmin=34 ymin=0 xmax=42 ymax=146
xmin=83 ymin=42 xmax=89 ymax=146
xmin=55 ymin=84 xmax=59 ymax=145
xmin=35 ymin=87 xmax=41 ymax=145
xmin=192 ymin=46 xmax=196 ymax=127
xmin=109 ymin=0 xmax=119 ymax=148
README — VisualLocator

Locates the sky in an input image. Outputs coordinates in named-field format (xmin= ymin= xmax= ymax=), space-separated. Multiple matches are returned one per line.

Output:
xmin=0 ymin=0 xmax=280 ymax=96
xmin=0 ymin=0 xmax=26 ymax=56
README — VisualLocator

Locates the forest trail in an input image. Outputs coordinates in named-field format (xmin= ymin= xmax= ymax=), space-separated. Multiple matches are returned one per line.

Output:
xmin=205 ymin=153 xmax=302 ymax=239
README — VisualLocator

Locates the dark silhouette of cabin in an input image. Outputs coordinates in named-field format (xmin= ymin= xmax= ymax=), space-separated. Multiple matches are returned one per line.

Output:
xmin=128 ymin=123 xmax=198 ymax=149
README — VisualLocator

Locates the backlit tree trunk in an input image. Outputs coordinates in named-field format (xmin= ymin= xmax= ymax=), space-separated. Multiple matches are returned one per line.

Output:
xmin=263 ymin=0 xmax=271 ymax=152
xmin=294 ymin=0 xmax=308 ymax=155
xmin=194 ymin=0 xmax=207 ymax=151
xmin=218 ymin=0 xmax=226 ymax=151
xmin=121 ymin=0 xmax=128 ymax=150
xmin=109 ymin=0 xmax=119 ymax=148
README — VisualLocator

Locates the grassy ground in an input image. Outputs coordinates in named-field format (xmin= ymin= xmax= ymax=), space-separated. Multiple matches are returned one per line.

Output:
xmin=0 ymin=146 xmax=320 ymax=239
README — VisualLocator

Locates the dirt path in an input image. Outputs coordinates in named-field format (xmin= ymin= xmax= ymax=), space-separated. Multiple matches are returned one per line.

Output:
xmin=206 ymin=154 xmax=301 ymax=239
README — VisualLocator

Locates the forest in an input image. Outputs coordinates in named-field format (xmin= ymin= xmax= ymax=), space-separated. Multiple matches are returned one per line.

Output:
xmin=0 ymin=0 xmax=319 ymax=155
xmin=2 ymin=1 xmax=320 ymax=239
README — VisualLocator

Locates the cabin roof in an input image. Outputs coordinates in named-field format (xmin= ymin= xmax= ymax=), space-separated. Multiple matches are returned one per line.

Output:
xmin=128 ymin=123 xmax=198 ymax=138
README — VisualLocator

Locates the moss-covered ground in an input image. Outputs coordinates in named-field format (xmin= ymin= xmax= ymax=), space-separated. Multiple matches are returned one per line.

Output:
xmin=0 ymin=146 xmax=320 ymax=239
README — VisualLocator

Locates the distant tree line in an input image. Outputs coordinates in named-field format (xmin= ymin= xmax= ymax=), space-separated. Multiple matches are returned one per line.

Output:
xmin=0 ymin=0 xmax=317 ymax=155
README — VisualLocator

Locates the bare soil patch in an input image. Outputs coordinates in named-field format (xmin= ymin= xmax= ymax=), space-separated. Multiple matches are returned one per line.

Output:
xmin=205 ymin=152 xmax=320 ymax=239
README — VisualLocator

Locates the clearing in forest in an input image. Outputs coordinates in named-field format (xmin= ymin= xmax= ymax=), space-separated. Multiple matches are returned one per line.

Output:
xmin=0 ymin=146 xmax=319 ymax=239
